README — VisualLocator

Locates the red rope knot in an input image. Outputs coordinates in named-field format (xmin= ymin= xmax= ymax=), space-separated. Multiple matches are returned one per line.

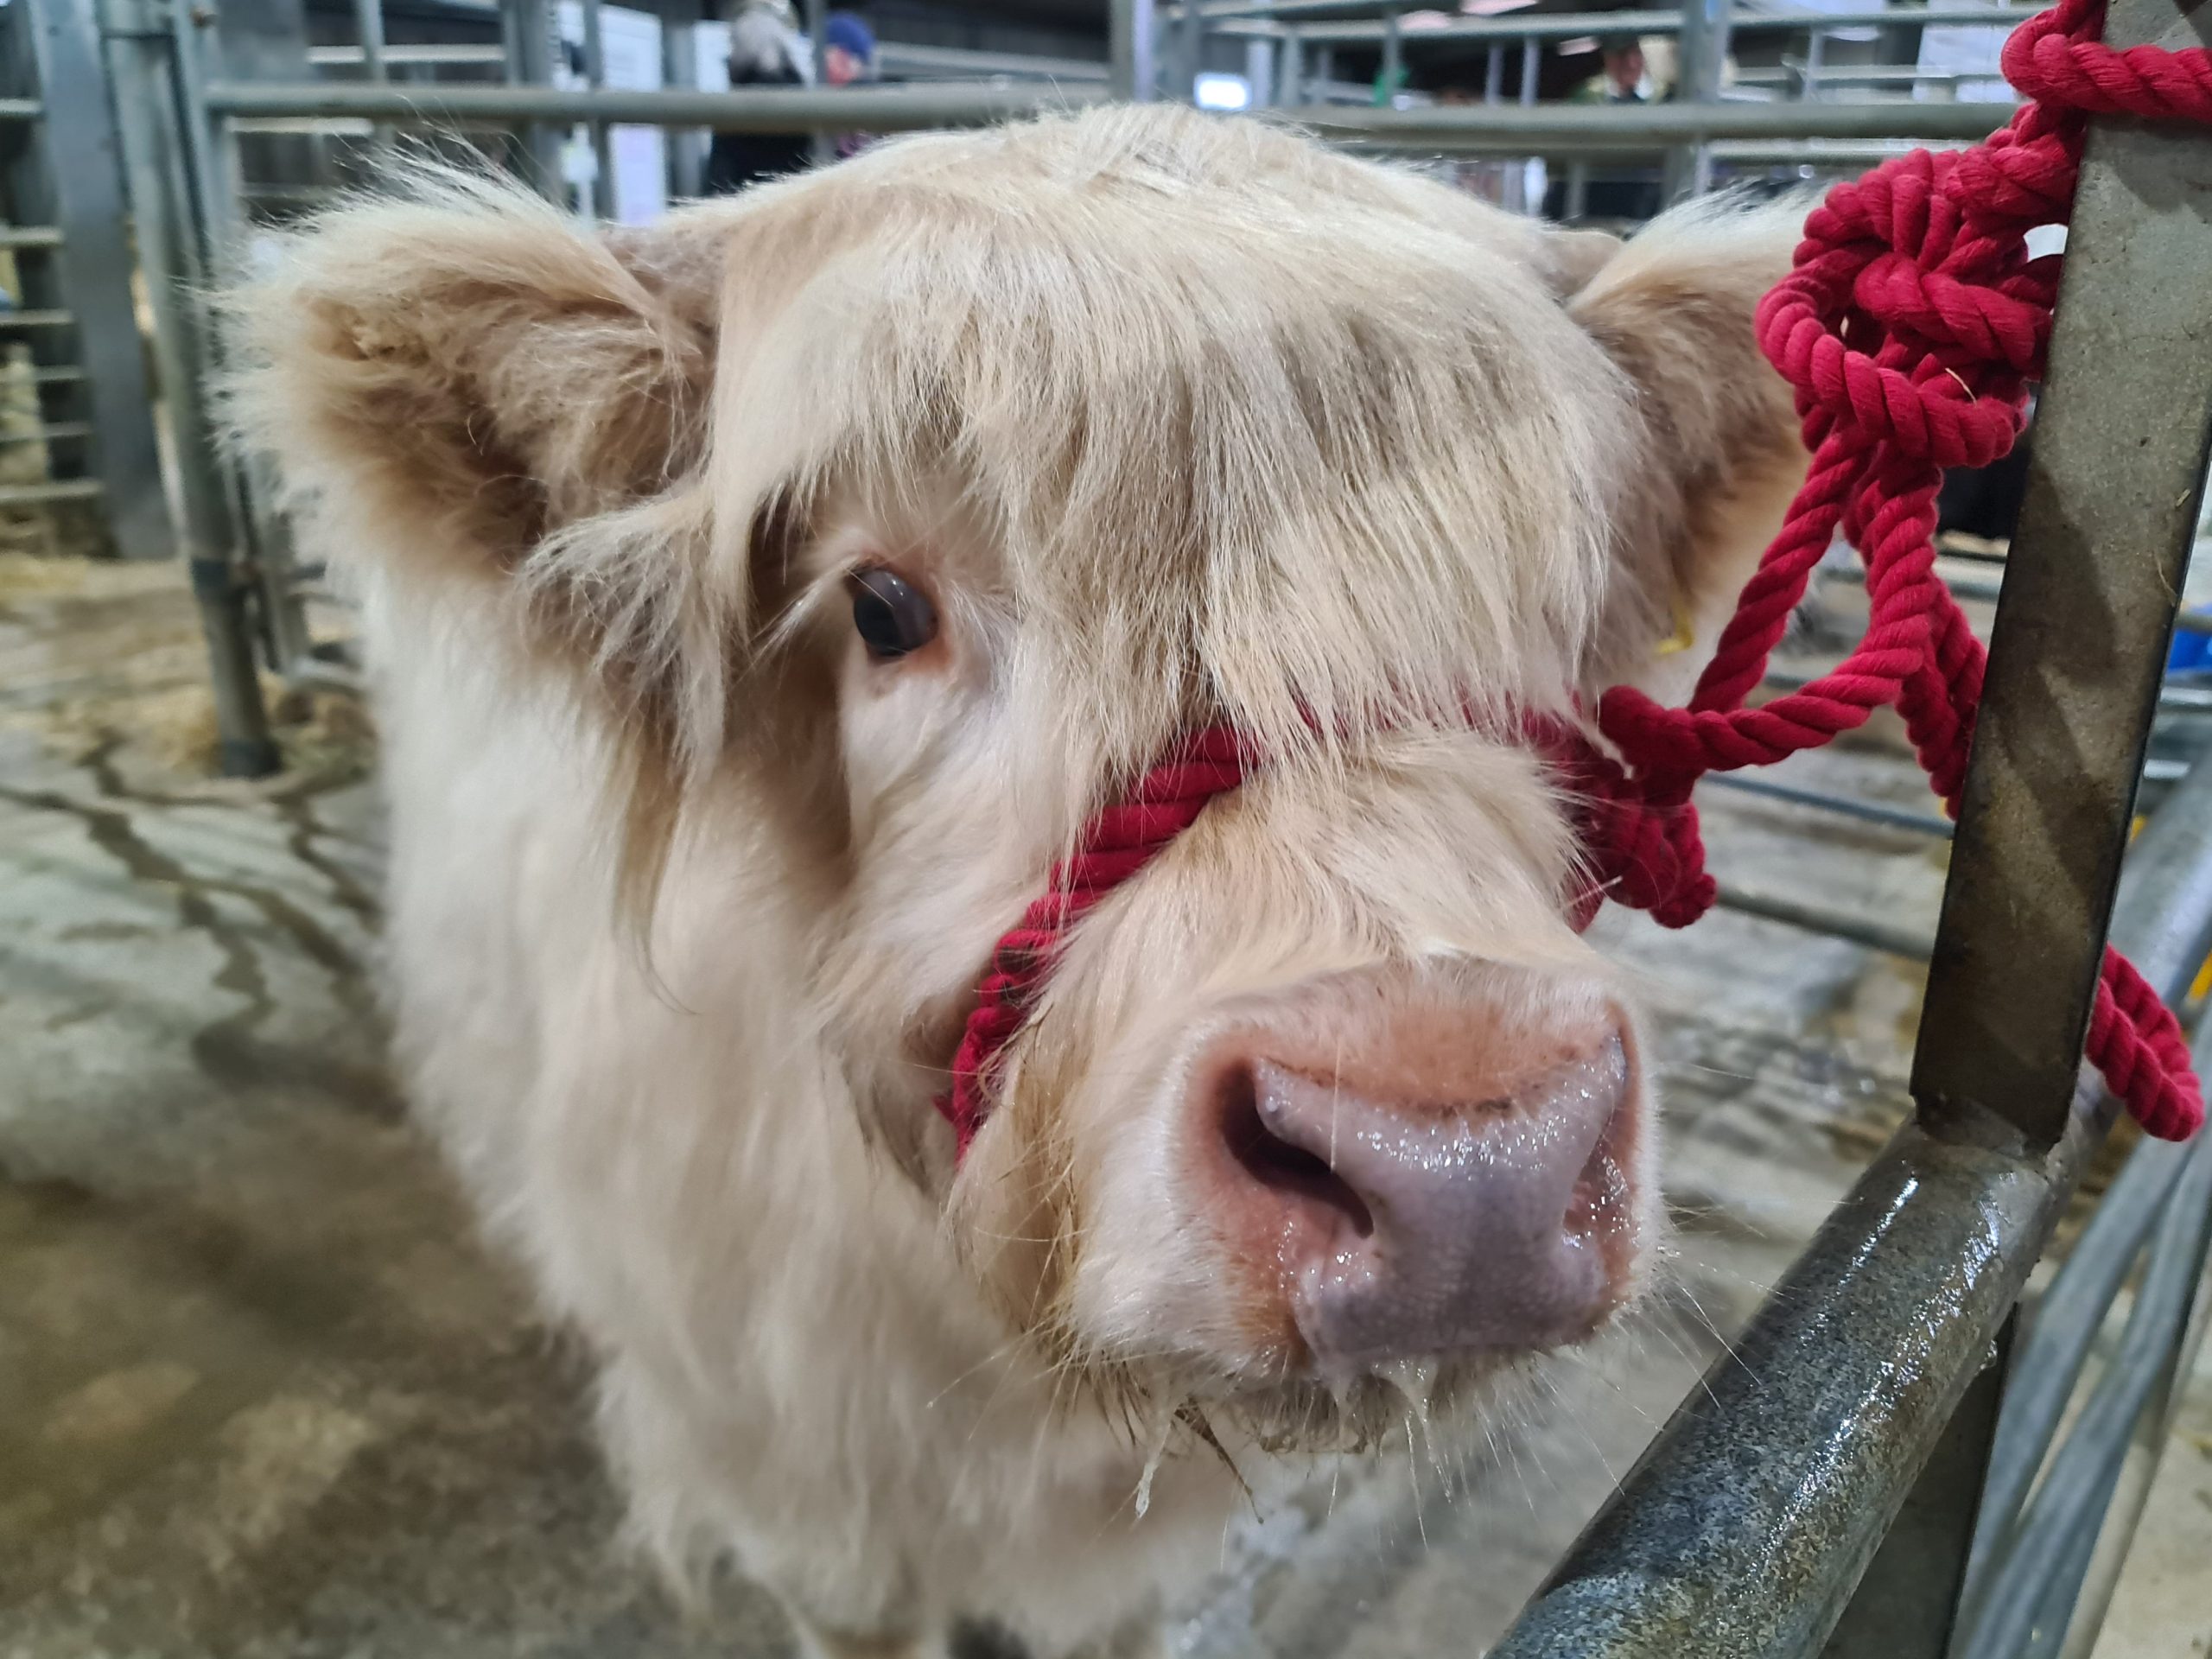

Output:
xmin=939 ymin=0 xmax=2209 ymax=1153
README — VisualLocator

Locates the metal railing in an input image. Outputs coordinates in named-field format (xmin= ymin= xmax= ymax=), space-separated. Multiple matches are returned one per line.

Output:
xmin=111 ymin=0 xmax=2212 ymax=1653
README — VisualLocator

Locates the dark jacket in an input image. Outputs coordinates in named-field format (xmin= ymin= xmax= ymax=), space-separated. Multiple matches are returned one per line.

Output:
xmin=704 ymin=59 xmax=811 ymax=194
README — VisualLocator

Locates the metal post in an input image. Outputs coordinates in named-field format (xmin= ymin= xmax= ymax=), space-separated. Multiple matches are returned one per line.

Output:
xmin=11 ymin=0 xmax=170 ymax=562
xmin=580 ymin=0 xmax=613 ymax=217
xmin=1279 ymin=25 xmax=1301 ymax=107
xmin=1565 ymin=160 xmax=1589 ymax=219
xmin=1109 ymin=0 xmax=1156 ymax=100
xmin=1668 ymin=0 xmax=1730 ymax=198
xmin=803 ymin=0 xmax=830 ymax=159
xmin=1483 ymin=0 xmax=2212 ymax=1644
xmin=511 ymin=0 xmax=563 ymax=201
xmin=1175 ymin=0 xmax=1201 ymax=101
xmin=1381 ymin=5 xmax=1402 ymax=103
xmin=1484 ymin=43 xmax=1503 ymax=103
xmin=1515 ymin=36 xmax=1537 ymax=212
xmin=1836 ymin=0 xmax=2212 ymax=1644
xmin=1911 ymin=0 xmax=2212 ymax=1154
xmin=1819 ymin=1315 xmax=2018 ymax=1659
xmin=351 ymin=0 xmax=393 ymax=156
xmin=99 ymin=0 xmax=279 ymax=774
xmin=1804 ymin=26 xmax=1827 ymax=99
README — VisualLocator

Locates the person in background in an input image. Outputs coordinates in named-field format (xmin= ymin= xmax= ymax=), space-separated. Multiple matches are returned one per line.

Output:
xmin=1570 ymin=40 xmax=1650 ymax=103
xmin=704 ymin=1 xmax=812 ymax=195
xmin=818 ymin=11 xmax=879 ymax=159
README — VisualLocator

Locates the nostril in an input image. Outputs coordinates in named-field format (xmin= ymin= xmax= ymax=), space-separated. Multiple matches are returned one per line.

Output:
xmin=1216 ymin=1061 xmax=1376 ymax=1241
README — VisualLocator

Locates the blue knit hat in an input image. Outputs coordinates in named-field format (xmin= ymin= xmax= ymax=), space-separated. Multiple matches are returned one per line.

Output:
xmin=822 ymin=11 xmax=874 ymax=61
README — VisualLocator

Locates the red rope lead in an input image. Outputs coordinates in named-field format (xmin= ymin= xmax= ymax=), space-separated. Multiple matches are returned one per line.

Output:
xmin=939 ymin=0 xmax=2212 ymax=1150
xmin=939 ymin=727 xmax=1256 ymax=1154
xmin=1568 ymin=0 xmax=2210 ymax=1140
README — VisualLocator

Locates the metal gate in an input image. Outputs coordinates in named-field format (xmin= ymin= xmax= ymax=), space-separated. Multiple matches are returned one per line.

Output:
xmin=113 ymin=0 xmax=2212 ymax=1650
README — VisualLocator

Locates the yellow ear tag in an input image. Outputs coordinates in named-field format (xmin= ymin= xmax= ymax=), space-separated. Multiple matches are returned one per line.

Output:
xmin=1656 ymin=588 xmax=1696 ymax=657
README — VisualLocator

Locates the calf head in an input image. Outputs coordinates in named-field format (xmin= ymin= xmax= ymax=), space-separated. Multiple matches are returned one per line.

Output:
xmin=240 ymin=108 xmax=1804 ymax=1452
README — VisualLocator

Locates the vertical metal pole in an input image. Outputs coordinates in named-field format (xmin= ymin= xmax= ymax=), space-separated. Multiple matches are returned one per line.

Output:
xmin=1278 ymin=25 xmax=1301 ymax=106
xmin=1913 ymin=0 xmax=2212 ymax=1153
xmin=1109 ymin=0 xmax=1155 ymax=101
xmin=1484 ymin=42 xmax=1502 ymax=103
xmin=14 ymin=0 xmax=170 ymax=563
xmin=580 ymin=0 xmax=613 ymax=217
xmin=352 ymin=0 xmax=394 ymax=157
xmin=1565 ymin=161 xmax=1590 ymax=220
xmin=1803 ymin=26 xmax=1827 ymax=99
xmin=1667 ymin=0 xmax=1729 ymax=199
xmin=1836 ymin=0 xmax=2212 ymax=1645
xmin=1381 ymin=5 xmax=1402 ymax=104
xmin=1513 ymin=36 xmax=1537 ymax=213
xmin=99 ymin=0 xmax=279 ymax=773
xmin=802 ymin=0 xmax=830 ymax=159
xmin=1243 ymin=35 xmax=1272 ymax=109
xmin=1175 ymin=0 xmax=1201 ymax=101
xmin=511 ymin=0 xmax=563 ymax=201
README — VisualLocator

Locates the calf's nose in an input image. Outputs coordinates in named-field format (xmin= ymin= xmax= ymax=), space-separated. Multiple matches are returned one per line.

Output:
xmin=1208 ymin=1029 xmax=1635 ymax=1370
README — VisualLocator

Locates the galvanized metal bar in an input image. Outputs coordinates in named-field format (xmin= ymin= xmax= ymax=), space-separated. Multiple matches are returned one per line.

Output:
xmin=1820 ymin=1313 xmax=2018 ymax=1659
xmin=1668 ymin=0 xmax=1730 ymax=198
xmin=2056 ymin=1196 xmax=2212 ymax=1656
xmin=1955 ymin=1096 xmax=2212 ymax=1659
xmin=13 ymin=0 xmax=170 ymax=562
xmin=349 ymin=0 xmax=394 ymax=155
xmin=100 ymin=0 xmax=281 ymax=774
xmin=1712 ymin=882 xmax=1936 ymax=960
xmin=1110 ymin=0 xmax=1157 ymax=99
xmin=1198 ymin=4 xmax=2045 ymax=44
xmin=1955 ymin=758 xmax=2212 ymax=1605
xmin=509 ymin=0 xmax=564 ymax=202
xmin=1700 ymin=772 xmax=1955 ymax=838
xmin=1484 ymin=42 xmax=1503 ymax=103
xmin=1381 ymin=4 xmax=1402 ymax=98
xmin=876 ymin=42 xmax=1113 ymax=84
xmin=1278 ymin=25 xmax=1301 ymax=107
xmin=580 ymin=0 xmax=613 ymax=213
xmin=310 ymin=42 xmax=512 ymax=68
xmin=1826 ymin=562 xmax=2005 ymax=603
xmin=1484 ymin=0 xmax=2212 ymax=1627
xmin=1486 ymin=753 xmax=2212 ymax=1658
xmin=1911 ymin=0 xmax=2212 ymax=1152
xmin=1285 ymin=99 xmax=2016 ymax=146
xmin=200 ymin=79 xmax=1116 ymax=130
xmin=350 ymin=0 xmax=386 ymax=80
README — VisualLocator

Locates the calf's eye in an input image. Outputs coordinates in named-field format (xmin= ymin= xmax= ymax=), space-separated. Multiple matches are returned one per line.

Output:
xmin=849 ymin=568 xmax=938 ymax=661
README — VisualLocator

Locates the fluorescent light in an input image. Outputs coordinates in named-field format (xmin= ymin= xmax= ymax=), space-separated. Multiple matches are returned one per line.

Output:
xmin=1193 ymin=72 xmax=1251 ymax=111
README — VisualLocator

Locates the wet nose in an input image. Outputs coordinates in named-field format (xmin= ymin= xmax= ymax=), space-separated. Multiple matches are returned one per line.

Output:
xmin=1205 ymin=1027 xmax=1637 ymax=1371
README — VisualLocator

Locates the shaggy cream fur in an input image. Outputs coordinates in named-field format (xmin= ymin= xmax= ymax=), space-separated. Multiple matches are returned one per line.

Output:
xmin=233 ymin=105 xmax=1805 ymax=1659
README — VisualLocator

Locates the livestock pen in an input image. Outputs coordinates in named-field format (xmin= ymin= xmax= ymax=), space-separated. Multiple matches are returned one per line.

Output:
xmin=3 ymin=0 xmax=2209 ymax=1654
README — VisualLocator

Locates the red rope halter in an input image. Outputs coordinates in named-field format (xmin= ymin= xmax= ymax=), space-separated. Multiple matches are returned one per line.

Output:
xmin=938 ymin=0 xmax=2212 ymax=1154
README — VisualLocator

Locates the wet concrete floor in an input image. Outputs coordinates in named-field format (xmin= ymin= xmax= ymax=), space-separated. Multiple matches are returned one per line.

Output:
xmin=0 ymin=550 xmax=2204 ymax=1657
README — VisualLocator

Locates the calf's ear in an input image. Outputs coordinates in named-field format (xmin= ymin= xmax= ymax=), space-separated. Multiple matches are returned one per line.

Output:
xmin=1551 ymin=200 xmax=1812 ymax=700
xmin=232 ymin=179 xmax=748 ymax=913
xmin=233 ymin=177 xmax=730 ymax=582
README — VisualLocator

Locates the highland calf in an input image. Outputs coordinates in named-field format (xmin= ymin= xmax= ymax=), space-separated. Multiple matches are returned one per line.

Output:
xmin=238 ymin=104 xmax=1806 ymax=1659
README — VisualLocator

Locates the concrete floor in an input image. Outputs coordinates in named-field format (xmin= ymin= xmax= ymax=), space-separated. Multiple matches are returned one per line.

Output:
xmin=1 ymin=550 xmax=2205 ymax=1657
